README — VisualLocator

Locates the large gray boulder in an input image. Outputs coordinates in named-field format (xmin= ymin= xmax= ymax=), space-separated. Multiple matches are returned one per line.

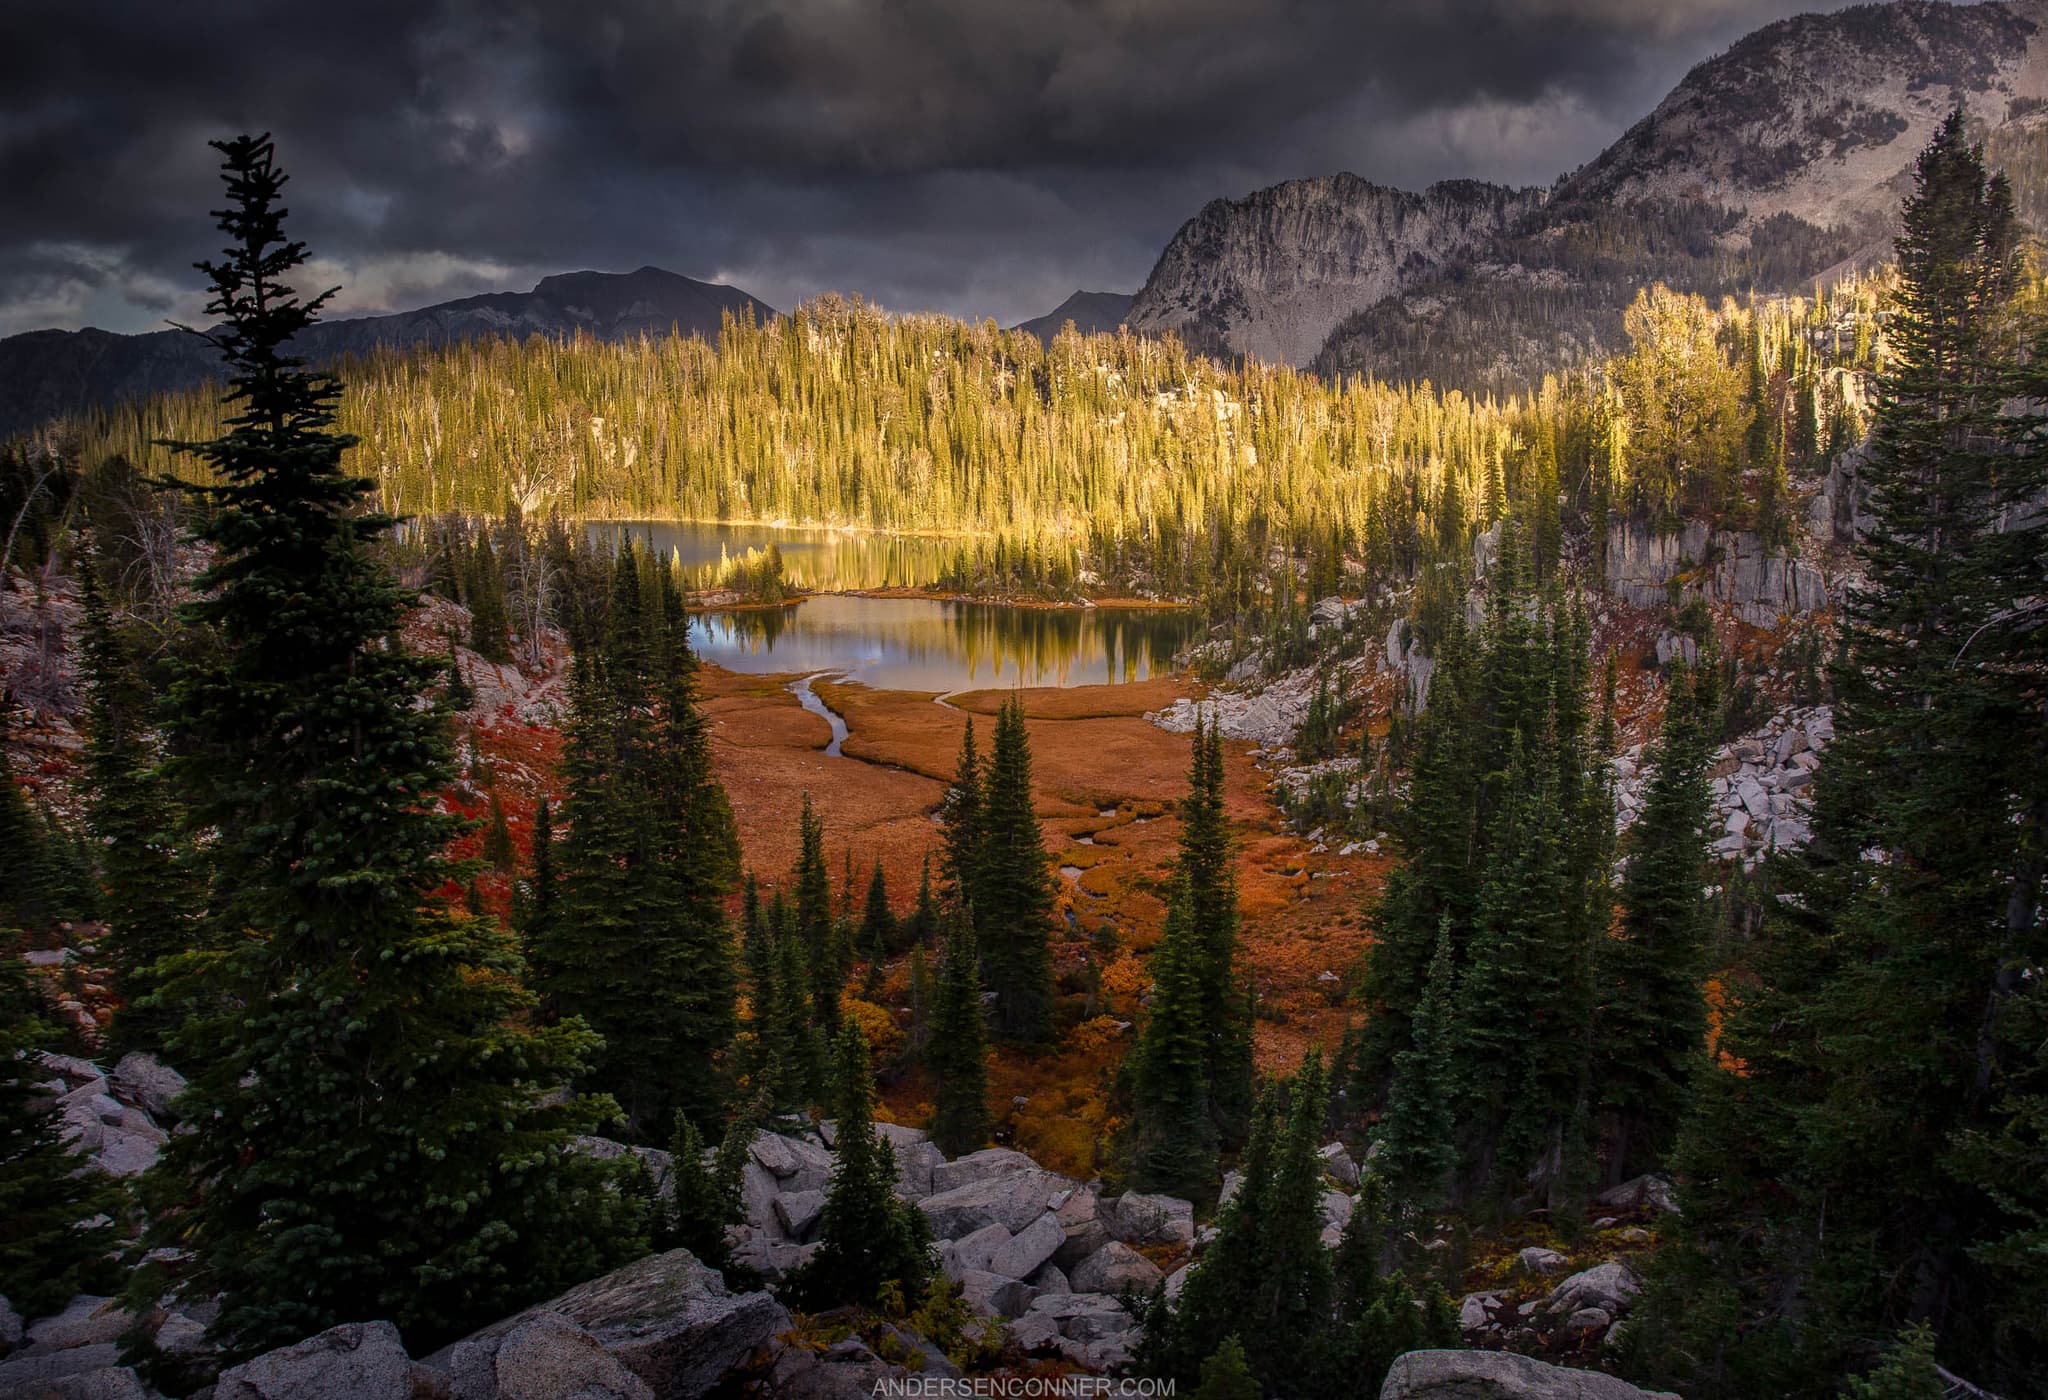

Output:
xmin=25 ymin=1298 xmax=132 ymax=1352
xmin=1595 ymin=1175 xmax=1679 ymax=1215
xmin=215 ymin=1321 xmax=430 ymax=1400
xmin=110 ymin=1052 xmax=186 ymax=1122
xmin=1051 ymin=1187 xmax=1110 ymax=1271
xmin=748 ymin=1133 xmax=833 ymax=1194
xmin=927 ymin=1148 xmax=1037 ymax=1195
xmin=1542 ymin=1263 xmax=1641 ymax=1319
xmin=1379 ymin=1349 xmax=1680 ymax=1398
xmin=1069 ymin=1242 xmax=1163 ymax=1295
xmin=0 ymin=1294 xmax=21 ymax=1355
xmin=1103 ymin=1193 xmax=1194 ymax=1248
xmin=429 ymin=1249 xmax=788 ymax=1400
xmin=0 ymin=1344 xmax=125 ymax=1396
xmin=956 ymin=1270 xmax=1034 ymax=1319
xmin=444 ymin=1310 xmax=653 ymax=1400
xmin=25 ymin=1365 xmax=151 ymax=1399
xmin=874 ymin=1125 xmax=944 ymax=1199
xmin=917 ymin=1170 xmax=1063 ymax=1240
xmin=988 ymin=1214 xmax=1065 ymax=1281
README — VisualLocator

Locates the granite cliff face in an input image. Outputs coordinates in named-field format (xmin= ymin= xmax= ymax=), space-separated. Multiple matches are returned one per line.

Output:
xmin=1125 ymin=176 xmax=1544 ymax=366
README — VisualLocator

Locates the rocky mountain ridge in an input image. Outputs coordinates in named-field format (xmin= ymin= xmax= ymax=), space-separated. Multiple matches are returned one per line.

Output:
xmin=1136 ymin=0 xmax=2048 ymax=379
xmin=0 ymin=266 xmax=774 ymax=438
xmin=1010 ymin=289 xmax=1134 ymax=342
xmin=1125 ymin=175 xmax=1546 ymax=366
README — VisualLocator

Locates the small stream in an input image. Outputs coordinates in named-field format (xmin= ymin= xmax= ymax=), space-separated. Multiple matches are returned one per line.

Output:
xmin=789 ymin=673 xmax=849 ymax=757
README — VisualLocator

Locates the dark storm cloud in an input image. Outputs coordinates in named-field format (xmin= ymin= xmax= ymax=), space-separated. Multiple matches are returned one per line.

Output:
xmin=0 ymin=0 xmax=1844 ymax=336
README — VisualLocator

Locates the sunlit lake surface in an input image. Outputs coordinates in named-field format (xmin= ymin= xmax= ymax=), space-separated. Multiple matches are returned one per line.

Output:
xmin=688 ymin=595 xmax=1198 ymax=692
xmin=591 ymin=520 xmax=1198 ymax=691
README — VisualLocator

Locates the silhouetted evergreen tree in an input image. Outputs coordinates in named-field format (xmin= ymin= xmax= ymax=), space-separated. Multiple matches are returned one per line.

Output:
xmin=145 ymin=136 xmax=636 ymax=1357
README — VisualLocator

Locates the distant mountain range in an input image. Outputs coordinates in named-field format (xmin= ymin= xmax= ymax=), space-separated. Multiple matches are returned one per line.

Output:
xmin=0 ymin=266 xmax=773 ymax=437
xmin=1009 ymin=290 xmax=1135 ymax=342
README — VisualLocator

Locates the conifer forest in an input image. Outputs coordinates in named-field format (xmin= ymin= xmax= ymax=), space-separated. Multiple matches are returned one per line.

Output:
xmin=3 ymin=9 xmax=2048 ymax=1400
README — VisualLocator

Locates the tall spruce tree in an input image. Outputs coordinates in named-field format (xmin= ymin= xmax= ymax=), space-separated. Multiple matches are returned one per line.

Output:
xmin=861 ymin=858 xmax=896 ymax=961
xmin=1375 ymin=917 xmax=1457 ymax=1207
xmin=925 ymin=908 xmax=991 ymax=1156
xmin=146 ymin=136 xmax=636 ymax=1356
xmin=1164 ymin=1053 xmax=1334 ymax=1395
xmin=795 ymin=792 xmax=844 ymax=1032
xmin=1124 ymin=883 xmax=1221 ymax=1198
xmin=1180 ymin=717 xmax=1254 ymax=1139
xmin=937 ymin=719 xmax=984 ymax=909
xmin=977 ymin=696 xmax=1056 ymax=1042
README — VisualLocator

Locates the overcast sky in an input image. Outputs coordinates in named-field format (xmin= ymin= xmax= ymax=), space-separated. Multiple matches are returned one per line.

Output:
xmin=0 ymin=0 xmax=1855 ymax=337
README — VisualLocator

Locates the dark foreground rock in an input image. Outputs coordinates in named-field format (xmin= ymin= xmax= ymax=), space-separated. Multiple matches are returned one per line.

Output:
xmin=213 ymin=1321 xmax=440 ymax=1400
xmin=426 ymin=1249 xmax=789 ymax=1400
xmin=1380 ymin=1349 xmax=1680 ymax=1399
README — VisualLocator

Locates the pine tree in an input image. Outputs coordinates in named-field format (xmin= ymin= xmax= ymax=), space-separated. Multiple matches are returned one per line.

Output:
xmin=795 ymin=792 xmax=843 ymax=1032
xmin=1595 ymin=664 xmax=1717 ymax=1179
xmin=794 ymin=1022 xmax=934 ymax=1309
xmin=467 ymin=532 xmax=512 ymax=663
xmin=1375 ymin=917 xmax=1456 ymax=1207
xmin=938 ymin=719 xmax=984 ymax=909
xmin=1190 ymin=1337 xmax=1259 ymax=1400
xmin=861 ymin=858 xmax=896 ymax=961
xmin=977 ymin=696 xmax=1056 ymax=1042
xmin=1180 ymin=718 xmax=1254 ymax=1139
xmin=906 ymin=851 xmax=939 ymax=948
xmin=660 ymin=1113 xmax=739 ymax=1271
xmin=1125 ymin=884 xmax=1220 ymax=1198
xmin=517 ymin=795 xmax=556 ymax=951
xmin=145 ymin=136 xmax=636 ymax=1356
xmin=76 ymin=549 xmax=196 ymax=1050
xmin=536 ymin=540 xmax=741 ymax=1134
xmin=1320 ymin=1170 xmax=1457 ymax=1394
xmin=1630 ymin=115 xmax=2048 ymax=1397
xmin=925 ymin=908 xmax=991 ymax=1156
xmin=1168 ymin=1053 xmax=1333 ymax=1394
xmin=0 ymin=948 xmax=120 ymax=1318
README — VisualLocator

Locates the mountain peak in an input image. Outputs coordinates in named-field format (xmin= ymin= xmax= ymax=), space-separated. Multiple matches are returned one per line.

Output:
xmin=1010 ymin=290 xmax=1135 ymax=342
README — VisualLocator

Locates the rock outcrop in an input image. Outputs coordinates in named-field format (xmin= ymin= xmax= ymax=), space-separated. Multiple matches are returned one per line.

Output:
xmin=214 ymin=1322 xmax=434 ymax=1400
xmin=1603 ymin=521 xmax=1829 ymax=626
xmin=1127 ymin=175 xmax=1545 ymax=366
xmin=429 ymin=1249 xmax=789 ymax=1400
xmin=1381 ymin=1348 xmax=1680 ymax=1399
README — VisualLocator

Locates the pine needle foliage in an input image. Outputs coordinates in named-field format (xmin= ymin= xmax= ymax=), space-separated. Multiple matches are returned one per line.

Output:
xmin=142 ymin=135 xmax=639 ymax=1359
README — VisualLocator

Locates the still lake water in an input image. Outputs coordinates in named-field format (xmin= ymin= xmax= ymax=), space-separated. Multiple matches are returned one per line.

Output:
xmin=595 ymin=521 xmax=1198 ymax=692
xmin=688 ymin=595 xmax=1198 ymax=693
